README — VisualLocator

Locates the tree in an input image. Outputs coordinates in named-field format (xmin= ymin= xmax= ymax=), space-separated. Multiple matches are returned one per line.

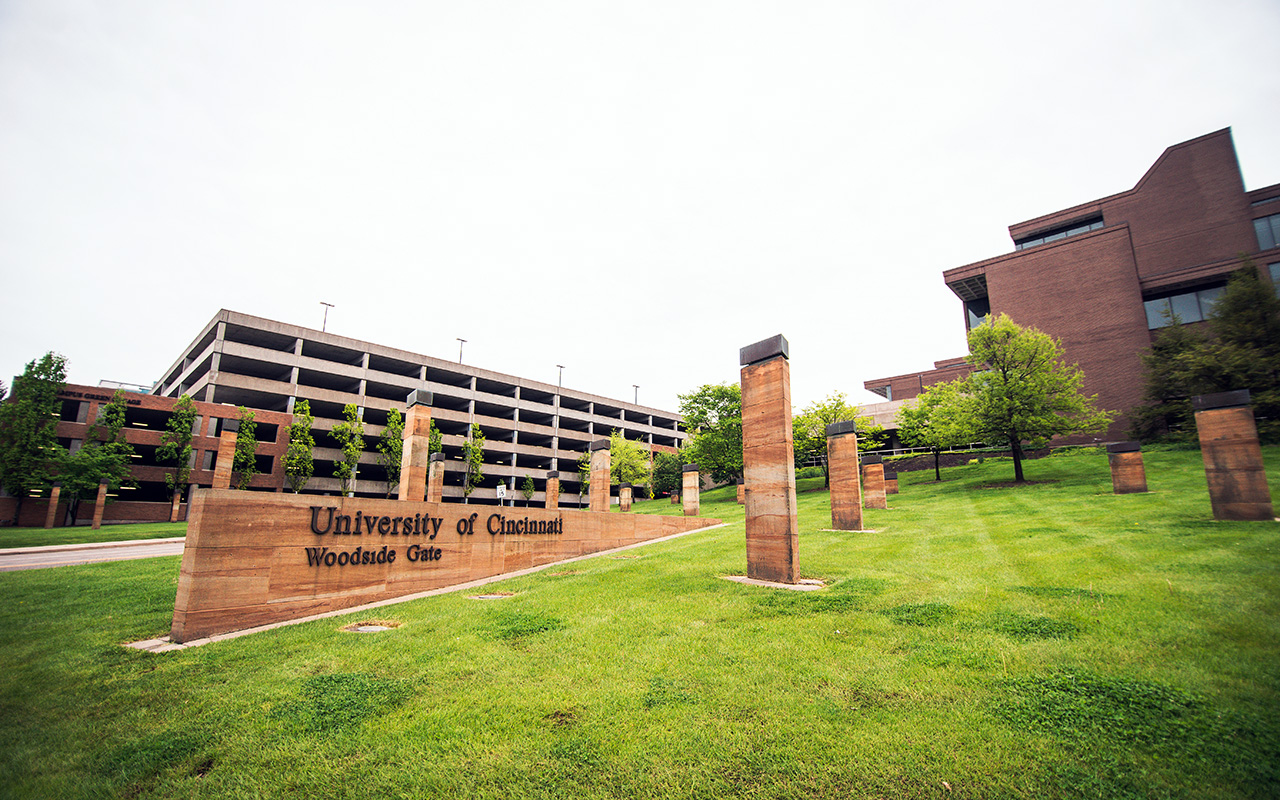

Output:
xmin=285 ymin=399 xmax=315 ymax=493
xmin=896 ymin=380 xmax=973 ymax=481
xmin=520 ymin=475 xmax=535 ymax=506
xmin=429 ymin=419 xmax=443 ymax=455
xmin=376 ymin=407 xmax=404 ymax=498
xmin=57 ymin=390 xmax=134 ymax=525
xmin=950 ymin=314 xmax=1111 ymax=482
xmin=678 ymin=383 xmax=742 ymax=484
xmin=576 ymin=451 xmax=591 ymax=501
xmin=462 ymin=422 xmax=485 ymax=500
xmin=652 ymin=451 xmax=683 ymax=496
xmin=232 ymin=406 xmax=259 ymax=490
xmin=791 ymin=392 xmax=886 ymax=487
xmin=0 ymin=352 xmax=66 ymax=525
xmin=156 ymin=394 xmax=197 ymax=511
xmin=609 ymin=430 xmax=651 ymax=493
xmin=332 ymin=403 xmax=364 ymax=496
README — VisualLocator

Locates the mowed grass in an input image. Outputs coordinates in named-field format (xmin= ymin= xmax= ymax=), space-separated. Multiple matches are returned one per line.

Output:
xmin=1 ymin=448 xmax=1278 ymax=799
xmin=0 ymin=521 xmax=187 ymax=549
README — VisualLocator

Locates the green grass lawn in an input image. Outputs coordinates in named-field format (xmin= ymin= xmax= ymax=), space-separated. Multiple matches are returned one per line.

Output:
xmin=1 ymin=448 xmax=1277 ymax=799
xmin=0 ymin=521 xmax=186 ymax=549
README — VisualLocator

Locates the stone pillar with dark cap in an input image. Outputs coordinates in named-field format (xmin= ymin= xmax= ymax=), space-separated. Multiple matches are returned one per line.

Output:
xmin=546 ymin=471 xmax=560 ymax=509
xmin=211 ymin=417 xmax=240 ymax=490
xmin=862 ymin=453 xmax=887 ymax=510
xmin=885 ymin=471 xmax=899 ymax=495
xmin=1106 ymin=442 xmax=1148 ymax=494
xmin=90 ymin=480 xmax=109 ymax=530
xmin=682 ymin=465 xmax=700 ymax=517
xmin=826 ymin=420 xmax=863 ymax=531
xmin=670 ymin=491 xmax=680 ymax=505
xmin=398 ymin=390 xmax=434 ymax=501
xmin=426 ymin=452 xmax=446 ymax=503
xmin=620 ymin=482 xmax=632 ymax=512
xmin=1192 ymin=390 xmax=1274 ymax=521
xmin=44 ymin=482 xmax=61 ymax=529
xmin=740 ymin=334 xmax=799 ymax=584
xmin=736 ymin=480 xmax=745 ymax=505
xmin=589 ymin=439 xmax=611 ymax=512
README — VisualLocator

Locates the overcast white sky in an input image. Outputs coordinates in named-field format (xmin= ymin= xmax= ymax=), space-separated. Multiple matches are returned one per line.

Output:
xmin=2 ymin=1 xmax=1278 ymax=414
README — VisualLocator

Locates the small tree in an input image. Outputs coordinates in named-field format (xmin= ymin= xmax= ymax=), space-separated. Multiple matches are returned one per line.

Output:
xmin=376 ymin=407 xmax=404 ymax=498
xmin=332 ymin=403 xmax=364 ymax=496
xmin=520 ymin=475 xmax=535 ymax=506
xmin=792 ymin=391 xmax=885 ymax=487
xmin=609 ymin=430 xmax=651 ymax=494
xmin=156 ymin=394 xmax=197 ymax=511
xmin=652 ymin=451 xmax=683 ymax=496
xmin=0 ymin=352 xmax=66 ymax=525
xmin=462 ymin=423 xmax=485 ymax=500
xmin=429 ymin=419 xmax=443 ymax=455
xmin=896 ymin=380 xmax=972 ymax=482
xmin=576 ymin=451 xmax=591 ymax=504
xmin=285 ymin=399 xmax=315 ymax=493
xmin=678 ymin=383 xmax=743 ymax=484
xmin=232 ymin=406 xmax=258 ymax=490
xmin=57 ymin=390 xmax=134 ymax=525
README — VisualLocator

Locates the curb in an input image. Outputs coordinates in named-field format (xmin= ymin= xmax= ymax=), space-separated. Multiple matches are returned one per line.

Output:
xmin=0 ymin=537 xmax=186 ymax=555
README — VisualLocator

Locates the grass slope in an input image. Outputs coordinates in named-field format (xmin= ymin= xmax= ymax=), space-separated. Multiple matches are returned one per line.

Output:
xmin=0 ymin=521 xmax=187 ymax=549
xmin=0 ymin=448 xmax=1277 ymax=799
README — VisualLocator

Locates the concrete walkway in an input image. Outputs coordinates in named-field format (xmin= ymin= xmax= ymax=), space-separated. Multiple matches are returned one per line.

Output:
xmin=0 ymin=538 xmax=185 ymax=572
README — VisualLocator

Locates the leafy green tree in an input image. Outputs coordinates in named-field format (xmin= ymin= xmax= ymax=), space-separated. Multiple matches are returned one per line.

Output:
xmin=332 ymin=403 xmax=364 ymax=496
xmin=521 ymin=475 xmax=535 ymax=506
xmin=896 ymin=380 xmax=972 ymax=481
xmin=156 ymin=394 xmax=197 ymax=511
xmin=429 ymin=419 xmax=443 ymax=455
xmin=57 ymin=390 xmax=134 ymax=525
xmin=946 ymin=314 xmax=1111 ymax=482
xmin=652 ymin=451 xmax=683 ymax=496
xmin=376 ymin=407 xmax=404 ymax=498
xmin=462 ymin=422 xmax=485 ymax=500
xmin=609 ymin=430 xmax=651 ymax=493
xmin=576 ymin=451 xmax=590 ymax=500
xmin=0 ymin=352 xmax=66 ymax=525
xmin=285 ymin=399 xmax=315 ymax=493
xmin=678 ymin=383 xmax=742 ymax=484
xmin=232 ymin=406 xmax=258 ymax=490
xmin=791 ymin=391 xmax=885 ymax=487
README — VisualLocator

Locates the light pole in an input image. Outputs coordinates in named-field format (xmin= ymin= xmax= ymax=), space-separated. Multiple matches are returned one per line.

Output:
xmin=320 ymin=302 xmax=334 ymax=332
xmin=456 ymin=338 xmax=467 ymax=363
xmin=633 ymin=384 xmax=639 ymax=404
xmin=556 ymin=365 xmax=565 ymax=388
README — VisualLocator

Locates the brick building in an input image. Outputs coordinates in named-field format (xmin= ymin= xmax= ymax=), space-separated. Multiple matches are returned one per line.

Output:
xmin=865 ymin=128 xmax=1280 ymax=440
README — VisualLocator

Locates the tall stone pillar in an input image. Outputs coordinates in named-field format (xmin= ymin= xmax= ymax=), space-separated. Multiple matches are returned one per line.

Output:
xmin=589 ymin=439 xmax=611 ymax=512
xmin=44 ymin=483 xmax=62 ymax=529
xmin=211 ymin=418 xmax=240 ymax=490
xmin=169 ymin=488 xmax=182 ymax=523
xmin=682 ymin=465 xmax=700 ymax=516
xmin=670 ymin=491 xmax=680 ymax=505
xmin=1192 ymin=390 xmax=1274 ymax=521
xmin=545 ymin=471 xmax=560 ymax=509
xmin=736 ymin=480 xmax=745 ymax=505
xmin=885 ymin=471 xmax=899 ymax=495
xmin=90 ymin=480 xmax=109 ymax=530
xmin=619 ymin=483 xmax=632 ymax=512
xmin=1106 ymin=442 xmax=1148 ymax=494
xmin=426 ymin=452 xmax=446 ymax=503
xmin=826 ymin=420 xmax=863 ymax=531
xmin=398 ymin=390 xmax=434 ymax=502
xmin=740 ymin=334 xmax=799 ymax=584
xmin=862 ymin=454 xmax=887 ymax=510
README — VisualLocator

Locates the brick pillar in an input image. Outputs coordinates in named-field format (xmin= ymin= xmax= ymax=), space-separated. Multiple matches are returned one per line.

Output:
xmin=398 ymin=390 xmax=434 ymax=502
xmin=90 ymin=480 xmax=109 ymax=530
xmin=885 ymin=471 xmax=899 ymax=495
xmin=736 ymin=480 xmax=745 ymax=504
xmin=620 ymin=483 xmax=632 ymax=512
xmin=1193 ymin=390 xmax=1274 ymax=521
xmin=862 ymin=454 xmax=887 ymax=510
xmin=44 ymin=483 xmax=61 ymax=529
xmin=1106 ymin=441 xmax=1148 ymax=494
xmin=589 ymin=439 xmax=611 ymax=512
xmin=169 ymin=489 xmax=182 ymax=522
xmin=426 ymin=452 xmax=446 ymax=503
xmin=682 ymin=465 xmax=700 ymax=516
xmin=546 ymin=471 xmax=560 ymax=510
xmin=740 ymin=334 xmax=799 ymax=584
xmin=826 ymin=420 xmax=863 ymax=531
xmin=211 ymin=418 xmax=240 ymax=490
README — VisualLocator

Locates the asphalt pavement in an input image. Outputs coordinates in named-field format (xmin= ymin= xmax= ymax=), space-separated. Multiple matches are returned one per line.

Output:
xmin=0 ymin=538 xmax=185 ymax=572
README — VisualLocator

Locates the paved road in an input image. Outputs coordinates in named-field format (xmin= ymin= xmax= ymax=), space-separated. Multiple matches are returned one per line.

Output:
xmin=0 ymin=538 xmax=185 ymax=572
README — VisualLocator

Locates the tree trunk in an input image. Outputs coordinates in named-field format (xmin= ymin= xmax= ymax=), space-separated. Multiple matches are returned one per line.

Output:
xmin=933 ymin=447 xmax=942 ymax=482
xmin=1010 ymin=436 xmax=1026 ymax=483
xmin=10 ymin=496 xmax=22 ymax=527
xmin=822 ymin=463 xmax=830 ymax=488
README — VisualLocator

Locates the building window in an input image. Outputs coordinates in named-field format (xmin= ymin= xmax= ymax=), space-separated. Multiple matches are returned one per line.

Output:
xmin=1143 ymin=285 xmax=1225 ymax=329
xmin=1255 ymin=213 xmax=1280 ymax=251
xmin=965 ymin=297 xmax=991 ymax=330
xmin=1014 ymin=217 xmax=1104 ymax=251
xmin=1270 ymin=262 xmax=1280 ymax=297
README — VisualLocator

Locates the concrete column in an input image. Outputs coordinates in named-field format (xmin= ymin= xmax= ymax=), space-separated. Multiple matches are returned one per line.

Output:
xmin=682 ymin=465 xmax=700 ymax=517
xmin=90 ymin=480 xmax=109 ymax=530
xmin=826 ymin=420 xmax=863 ymax=531
xmin=1106 ymin=442 xmax=1148 ymax=494
xmin=426 ymin=452 xmax=446 ymax=503
xmin=862 ymin=454 xmax=887 ymax=510
xmin=885 ymin=471 xmax=899 ymax=495
xmin=44 ymin=483 xmax=61 ymax=529
xmin=398 ymin=390 xmax=434 ymax=502
xmin=619 ymin=483 xmax=632 ymax=512
xmin=1193 ymin=390 xmax=1274 ymax=520
xmin=211 ymin=418 xmax=240 ymax=490
xmin=740 ymin=334 xmax=798 ymax=583
xmin=589 ymin=439 xmax=611 ymax=512
xmin=546 ymin=471 xmax=560 ymax=509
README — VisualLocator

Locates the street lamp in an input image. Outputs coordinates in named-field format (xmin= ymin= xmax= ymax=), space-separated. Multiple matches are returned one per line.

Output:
xmin=633 ymin=384 xmax=639 ymax=404
xmin=456 ymin=338 xmax=467 ymax=363
xmin=320 ymin=301 xmax=334 ymax=332
xmin=556 ymin=365 xmax=565 ymax=388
